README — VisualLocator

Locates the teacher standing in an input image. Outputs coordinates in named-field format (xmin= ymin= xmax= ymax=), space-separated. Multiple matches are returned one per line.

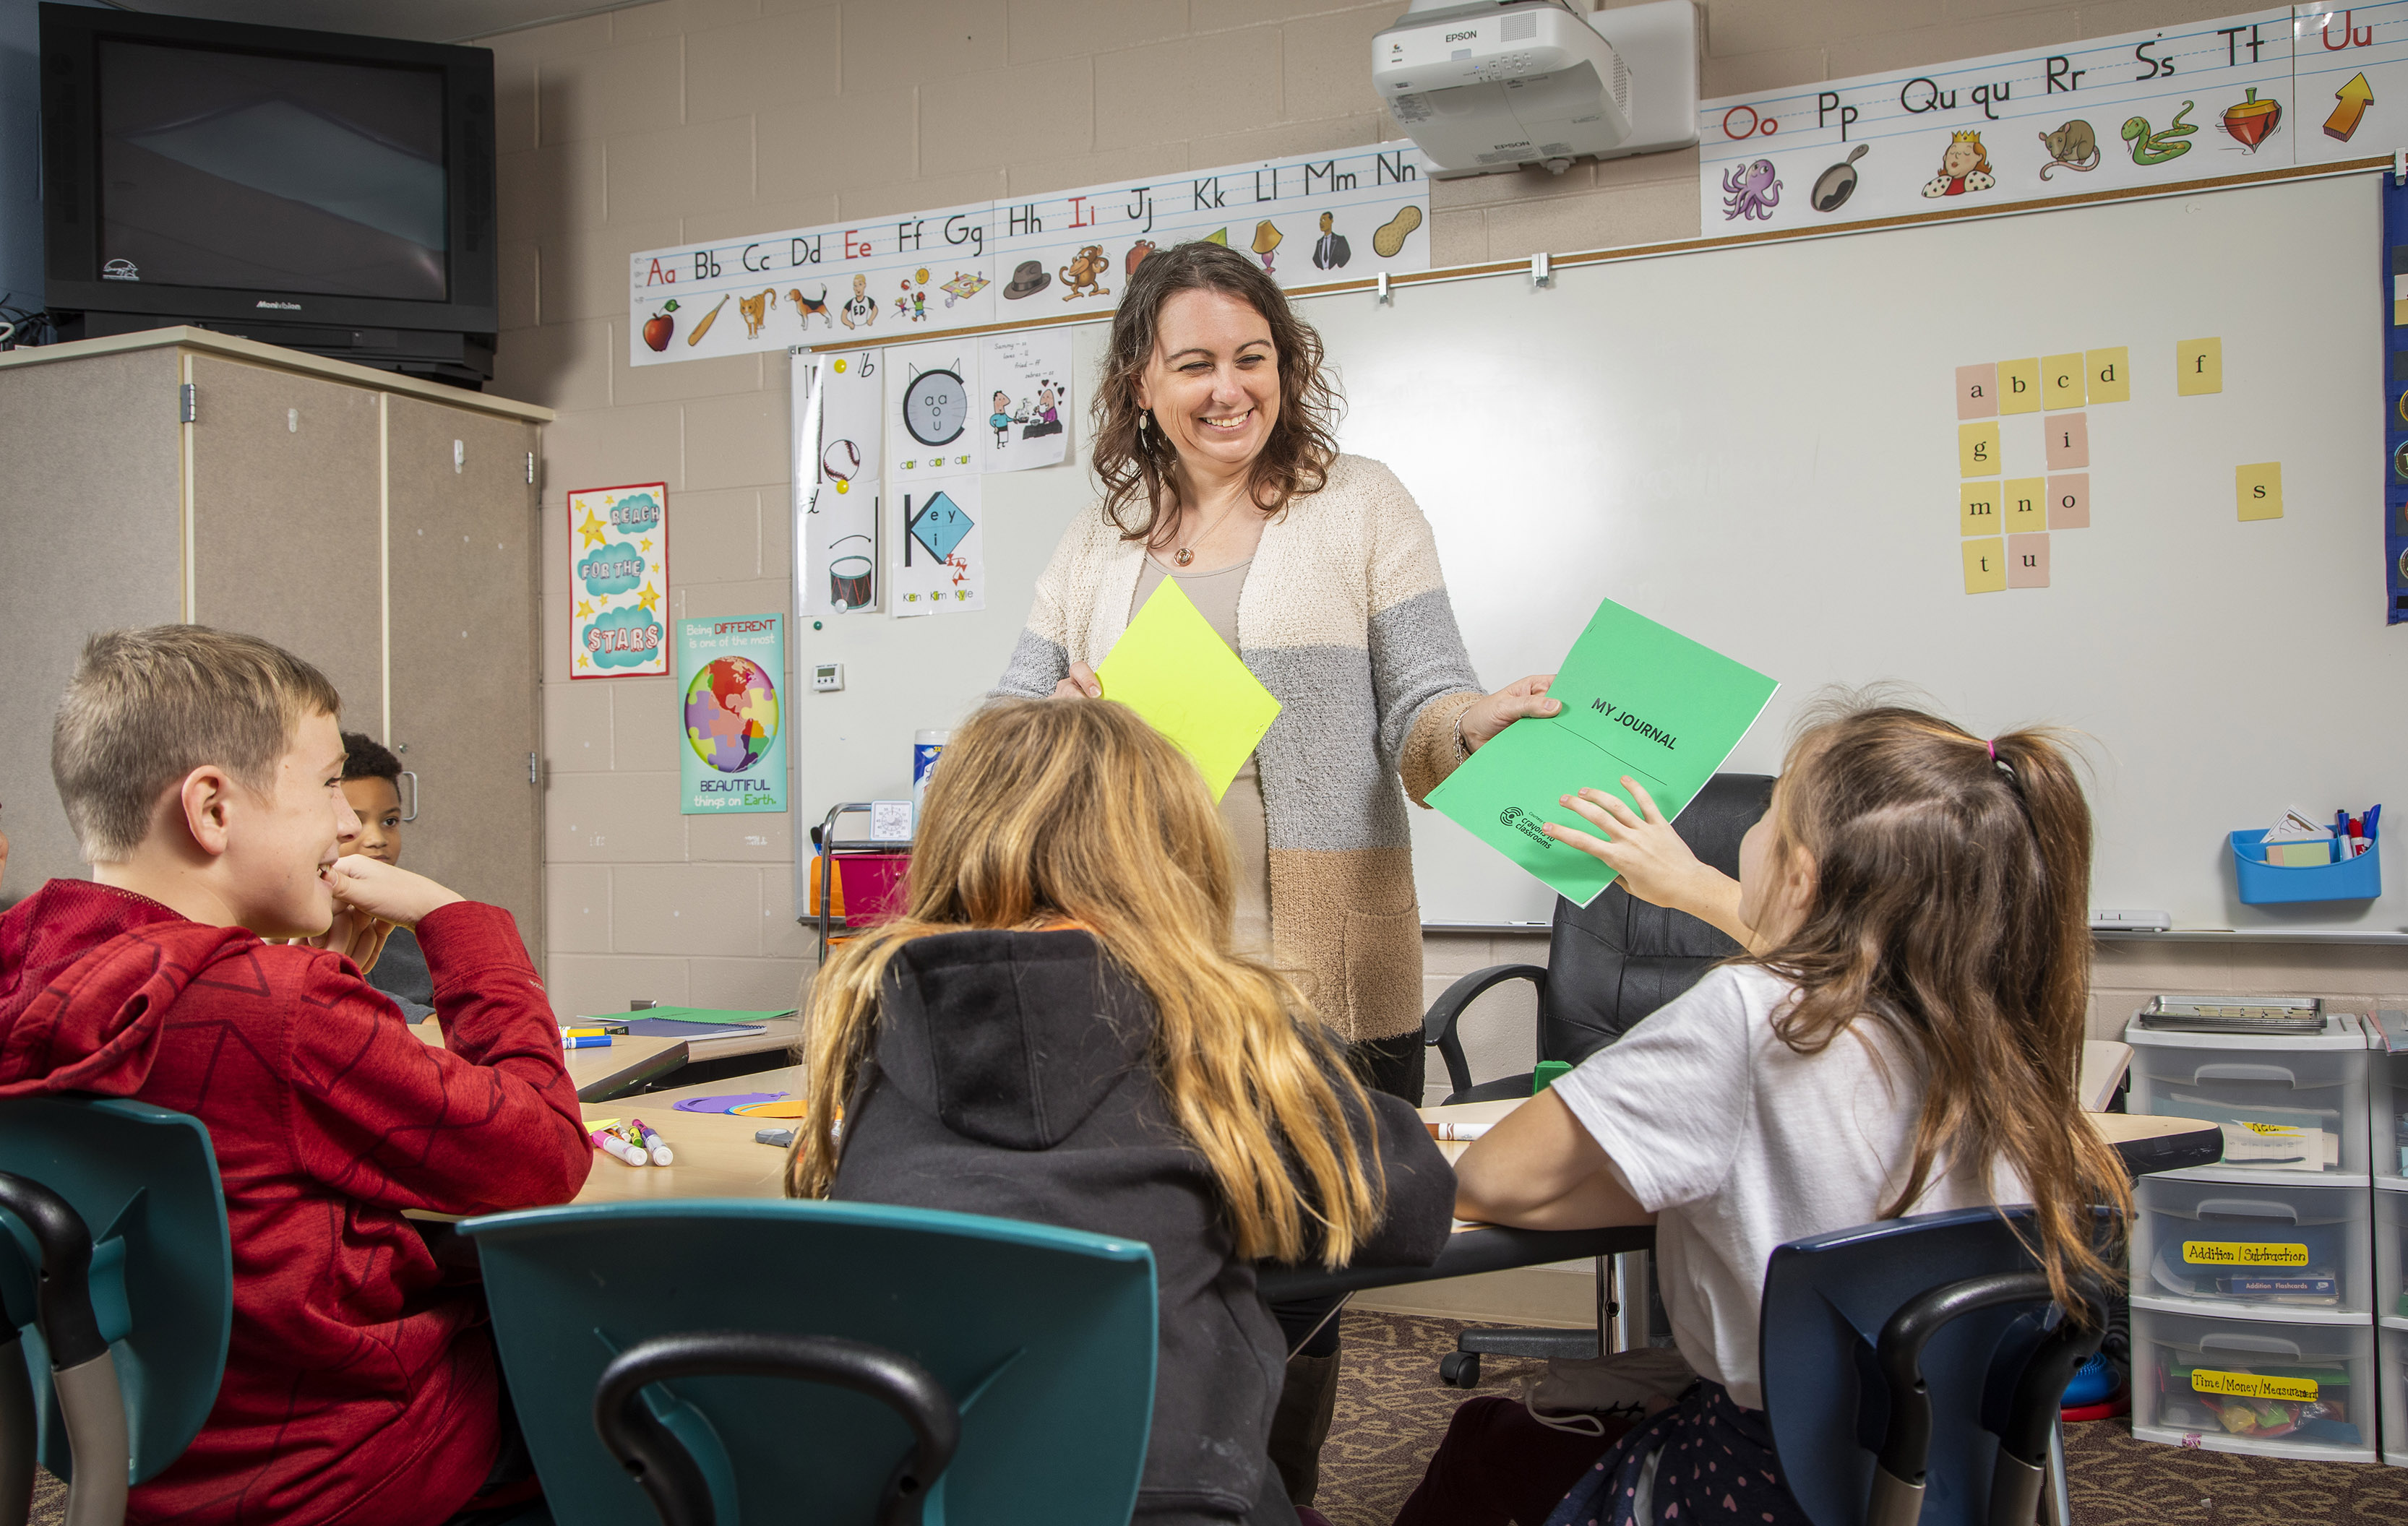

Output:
xmin=998 ymin=240 xmax=1555 ymax=1099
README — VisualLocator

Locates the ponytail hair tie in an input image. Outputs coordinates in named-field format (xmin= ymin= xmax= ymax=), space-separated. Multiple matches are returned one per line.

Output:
xmin=1986 ymin=738 xmax=1997 ymax=762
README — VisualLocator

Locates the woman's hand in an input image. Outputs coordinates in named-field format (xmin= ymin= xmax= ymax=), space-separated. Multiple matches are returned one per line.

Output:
xmin=1458 ymin=674 xmax=1560 ymax=753
xmin=1052 ymin=661 xmax=1102 ymax=699
xmin=1542 ymin=779 xmax=1755 ymax=947
xmin=323 ymin=854 xmax=465 ymax=931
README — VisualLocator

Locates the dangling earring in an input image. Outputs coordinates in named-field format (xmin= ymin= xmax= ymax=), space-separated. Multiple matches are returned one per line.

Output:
xmin=1137 ymin=409 xmax=1151 ymax=434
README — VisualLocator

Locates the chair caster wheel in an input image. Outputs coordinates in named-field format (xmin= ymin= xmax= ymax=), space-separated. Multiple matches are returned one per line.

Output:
xmin=1439 ymin=1351 xmax=1480 ymax=1387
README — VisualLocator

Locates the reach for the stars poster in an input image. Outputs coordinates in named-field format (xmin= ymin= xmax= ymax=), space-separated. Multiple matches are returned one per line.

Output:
xmin=569 ymin=482 xmax=670 ymax=678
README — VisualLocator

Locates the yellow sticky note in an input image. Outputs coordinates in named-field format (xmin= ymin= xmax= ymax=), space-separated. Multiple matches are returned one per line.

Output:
xmin=1095 ymin=579 xmax=1282 ymax=800
xmin=1958 ymin=483 xmax=2000 ymax=536
xmin=2178 ymin=337 xmax=2223 ymax=395
xmin=2237 ymin=462 xmax=2282 ymax=520
xmin=2086 ymin=348 xmax=2130 ymax=403
xmin=2003 ymin=477 xmax=2046 ymax=534
xmin=1998 ymin=358 xmax=2042 ymax=414
xmin=1962 ymin=537 xmax=2008 ymax=593
xmin=2042 ymin=353 xmax=2085 ymax=410
xmin=1958 ymin=421 xmax=2000 ymax=476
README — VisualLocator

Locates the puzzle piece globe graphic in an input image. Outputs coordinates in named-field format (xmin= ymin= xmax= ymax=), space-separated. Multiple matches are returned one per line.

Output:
xmin=684 ymin=656 xmax=781 ymax=772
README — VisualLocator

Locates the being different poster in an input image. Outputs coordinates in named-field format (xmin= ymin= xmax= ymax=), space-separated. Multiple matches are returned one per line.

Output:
xmin=677 ymin=613 xmax=788 ymax=814
xmin=569 ymin=483 xmax=668 ymax=678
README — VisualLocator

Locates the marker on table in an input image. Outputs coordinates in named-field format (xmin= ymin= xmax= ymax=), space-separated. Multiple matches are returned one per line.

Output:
xmin=590 ymin=1128 xmax=649 ymax=1166
xmin=563 ymin=1035 xmax=613 ymax=1050
xmin=630 ymin=1117 xmax=674 ymax=1165
xmin=1426 ymin=1120 xmax=1495 ymax=1142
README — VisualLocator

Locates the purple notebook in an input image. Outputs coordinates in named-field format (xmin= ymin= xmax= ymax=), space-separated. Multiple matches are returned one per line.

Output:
xmin=671 ymin=1091 xmax=791 ymax=1114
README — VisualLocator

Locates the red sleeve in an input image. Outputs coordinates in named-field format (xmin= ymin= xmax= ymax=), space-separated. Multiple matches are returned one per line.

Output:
xmin=285 ymin=902 xmax=593 ymax=1214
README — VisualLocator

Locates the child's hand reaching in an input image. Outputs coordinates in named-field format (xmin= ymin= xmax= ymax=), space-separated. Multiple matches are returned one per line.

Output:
xmin=322 ymin=854 xmax=465 ymax=930
xmin=1544 ymin=778 xmax=1755 ymax=948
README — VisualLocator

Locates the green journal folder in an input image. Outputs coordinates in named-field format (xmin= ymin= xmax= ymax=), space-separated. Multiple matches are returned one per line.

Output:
xmin=1095 ymin=578 xmax=1282 ymax=801
xmin=1427 ymin=598 xmax=1778 ymax=907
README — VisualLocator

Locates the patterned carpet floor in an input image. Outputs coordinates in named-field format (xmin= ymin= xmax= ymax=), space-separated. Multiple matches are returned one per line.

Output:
xmin=31 ymin=1310 xmax=2408 ymax=1524
xmin=1319 ymin=1311 xmax=2408 ymax=1526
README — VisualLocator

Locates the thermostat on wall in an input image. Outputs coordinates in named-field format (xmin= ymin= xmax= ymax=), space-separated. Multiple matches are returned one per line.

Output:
xmin=813 ymin=663 xmax=843 ymax=692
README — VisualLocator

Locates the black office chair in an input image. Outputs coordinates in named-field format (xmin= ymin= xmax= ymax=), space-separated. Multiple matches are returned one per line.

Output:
xmin=1422 ymin=772 xmax=1775 ymax=1385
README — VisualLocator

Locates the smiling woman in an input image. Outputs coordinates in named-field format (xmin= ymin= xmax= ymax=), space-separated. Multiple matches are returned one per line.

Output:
xmin=1000 ymin=243 xmax=1555 ymax=1085
xmin=994 ymin=241 xmax=1559 ymax=1513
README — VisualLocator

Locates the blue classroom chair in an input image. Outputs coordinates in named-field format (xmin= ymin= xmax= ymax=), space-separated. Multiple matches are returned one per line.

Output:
xmin=1759 ymin=1205 xmax=2110 ymax=1526
xmin=0 ymin=1097 xmax=233 ymax=1526
xmin=460 ymin=1199 xmax=1157 ymax=1526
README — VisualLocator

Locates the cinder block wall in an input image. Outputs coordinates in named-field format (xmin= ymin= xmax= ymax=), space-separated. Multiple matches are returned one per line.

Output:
xmin=488 ymin=0 xmax=2401 ymax=1074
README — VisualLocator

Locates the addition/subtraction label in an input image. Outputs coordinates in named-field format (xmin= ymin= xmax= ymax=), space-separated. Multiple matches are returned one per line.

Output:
xmin=2189 ymin=1368 xmax=2318 ymax=1402
xmin=2181 ymin=1240 xmax=2310 ymax=1267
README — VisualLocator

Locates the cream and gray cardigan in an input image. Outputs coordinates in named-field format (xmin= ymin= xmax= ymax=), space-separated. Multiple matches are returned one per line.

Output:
xmin=997 ymin=454 xmax=1484 ymax=1043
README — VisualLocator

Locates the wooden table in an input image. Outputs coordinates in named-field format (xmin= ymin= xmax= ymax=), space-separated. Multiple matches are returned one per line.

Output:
xmin=572 ymin=1065 xmax=806 ymax=1204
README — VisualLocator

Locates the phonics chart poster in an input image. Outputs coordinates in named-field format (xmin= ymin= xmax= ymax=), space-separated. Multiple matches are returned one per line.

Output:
xmin=630 ymin=144 xmax=1433 ymax=367
xmin=677 ymin=613 xmax=788 ymax=814
xmin=569 ymin=482 xmax=668 ymax=678
xmin=888 ymin=475 xmax=985 ymax=617
xmin=794 ymin=350 xmax=883 ymax=618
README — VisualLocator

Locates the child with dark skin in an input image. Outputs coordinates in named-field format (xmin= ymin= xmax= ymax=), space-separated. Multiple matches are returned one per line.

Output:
xmin=337 ymin=733 xmax=436 ymax=1020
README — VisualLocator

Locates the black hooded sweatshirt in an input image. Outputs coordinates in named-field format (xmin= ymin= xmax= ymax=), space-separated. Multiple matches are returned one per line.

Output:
xmin=831 ymin=928 xmax=1455 ymax=1524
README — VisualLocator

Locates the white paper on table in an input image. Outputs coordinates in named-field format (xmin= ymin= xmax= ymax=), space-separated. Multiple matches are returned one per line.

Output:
xmin=888 ymin=473 xmax=984 ymax=618
xmin=885 ymin=337 xmax=981 ymax=483
xmin=979 ymin=327 xmax=1074 ymax=473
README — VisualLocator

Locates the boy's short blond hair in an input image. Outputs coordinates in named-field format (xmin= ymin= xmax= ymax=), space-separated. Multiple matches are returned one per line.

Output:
xmin=53 ymin=626 xmax=343 ymax=863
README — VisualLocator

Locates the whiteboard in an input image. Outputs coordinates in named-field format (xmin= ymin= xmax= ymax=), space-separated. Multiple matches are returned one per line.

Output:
xmin=791 ymin=172 xmax=2408 ymax=934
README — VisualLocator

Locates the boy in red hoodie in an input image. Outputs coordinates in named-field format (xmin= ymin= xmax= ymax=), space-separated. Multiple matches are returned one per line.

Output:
xmin=0 ymin=626 xmax=590 ymax=1525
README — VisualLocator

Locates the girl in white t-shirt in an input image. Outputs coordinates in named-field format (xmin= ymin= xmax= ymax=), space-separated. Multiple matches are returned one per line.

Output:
xmin=1392 ymin=701 xmax=2130 ymax=1526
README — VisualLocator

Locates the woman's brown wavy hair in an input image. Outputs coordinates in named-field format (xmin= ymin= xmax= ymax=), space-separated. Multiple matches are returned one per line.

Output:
xmin=1091 ymin=240 xmax=1343 ymax=548
xmin=786 ymin=696 xmax=1388 ymax=1267
xmin=1755 ymin=699 xmax=2129 ymax=1316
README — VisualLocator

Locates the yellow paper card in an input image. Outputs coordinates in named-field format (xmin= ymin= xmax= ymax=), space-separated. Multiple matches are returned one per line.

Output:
xmin=1958 ymin=421 xmax=2000 ymax=476
xmin=2002 ymin=477 xmax=2045 ymax=534
xmin=2237 ymin=461 xmax=2283 ymax=520
xmin=1095 ymin=578 xmax=1282 ymax=801
xmin=2042 ymin=353 xmax=2085 ymax=410
xmin=1997 ymin=358 xmax=2042 ymax=413
xmin=2086 ymin=347 xmax=2130 ymax=403
xmin=2177 ymin=337 xmax=2223 ymax=395
xmin=1958 ymin=483 xmax=2000 ymax=536
xmin=1962 ymin=538 xmax=2007 ymax=593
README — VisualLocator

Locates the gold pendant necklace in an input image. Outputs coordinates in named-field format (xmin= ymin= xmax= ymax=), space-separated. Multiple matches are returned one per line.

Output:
xmin=1174 ymin=499 xmax=1242 ymax=567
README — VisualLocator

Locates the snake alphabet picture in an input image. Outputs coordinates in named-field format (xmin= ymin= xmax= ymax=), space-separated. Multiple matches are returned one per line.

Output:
xmin=2123 ymin=101 xmax=2197 ymax=166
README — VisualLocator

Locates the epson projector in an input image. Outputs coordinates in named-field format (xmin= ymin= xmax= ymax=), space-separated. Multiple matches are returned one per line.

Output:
xmin=1373 ymin=0 xmax=1698 ymax=178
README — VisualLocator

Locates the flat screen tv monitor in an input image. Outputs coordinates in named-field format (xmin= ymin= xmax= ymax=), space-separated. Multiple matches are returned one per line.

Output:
xmin=40 ymin=3 xmax=499 ymax=387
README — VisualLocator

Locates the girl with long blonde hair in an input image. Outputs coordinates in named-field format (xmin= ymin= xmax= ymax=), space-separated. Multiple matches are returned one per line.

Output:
xmin=791 ymin=697 xmax=1453 ymax=1526
xmin=1393 ymin=697 xmax=2129 ymax=1526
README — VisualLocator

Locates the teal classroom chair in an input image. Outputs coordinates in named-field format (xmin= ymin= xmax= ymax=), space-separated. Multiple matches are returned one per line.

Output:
xmin=0 ymin=1097 xmax=233 ymax=1526
xmin=1758 ymin=1205 xmax=2112 ymax=1526
xmin=459 ymin=1199 xmax=1157 ymax=1526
